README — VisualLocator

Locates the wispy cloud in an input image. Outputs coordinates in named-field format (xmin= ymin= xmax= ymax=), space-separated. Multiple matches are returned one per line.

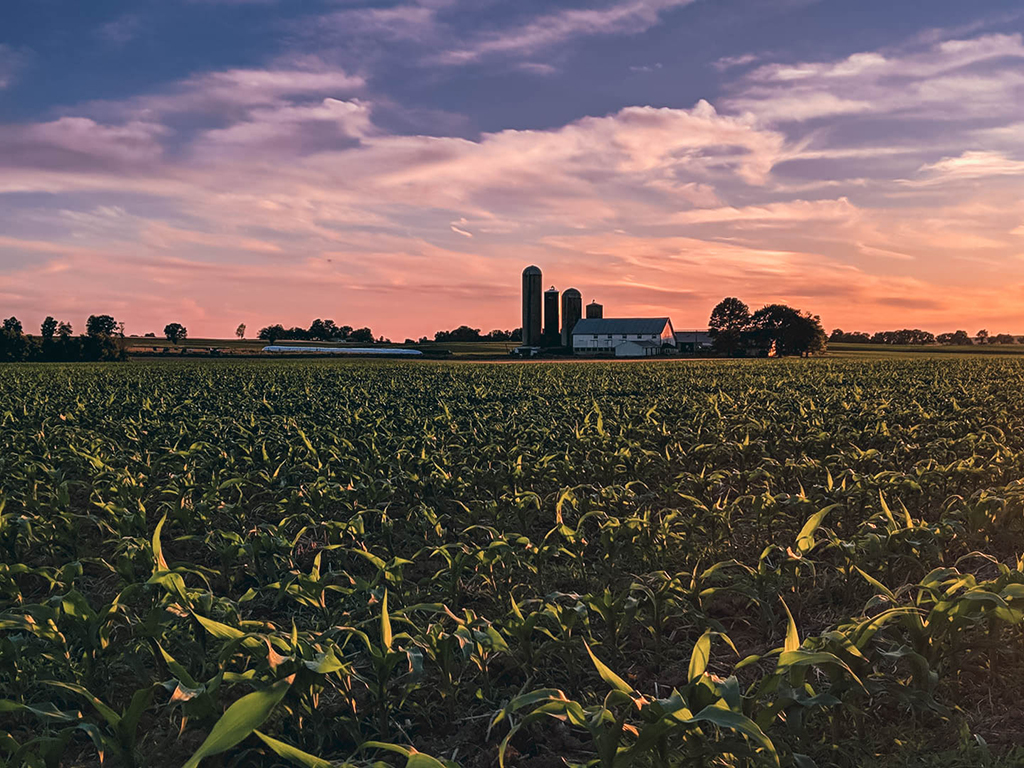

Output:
xmin=437 ymin=0 xmax=696 ymax=64
xmin=0 ymin=45 xmax=29 ymax=89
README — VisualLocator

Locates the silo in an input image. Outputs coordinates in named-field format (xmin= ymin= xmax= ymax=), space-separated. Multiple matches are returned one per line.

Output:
xmin=543 ymin=286 xmax=560 ymax=346
xmin=522 ymin=266 xmax=542 ymax=347
xmin=586 ymin=300 xmax=603 ymax=319
xmin=561 ymin=288 xmax=582 ymax=347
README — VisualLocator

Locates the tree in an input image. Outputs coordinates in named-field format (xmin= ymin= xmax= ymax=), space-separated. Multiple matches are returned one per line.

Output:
xmin=349 ymin=327 xmax=374 ymax=343
xmin=87 ymin=315 xmax=118 ymax=337
xmin=748 ymin=304 xmax=827 ymax=357
xmin=164 ymin=323 xmax=188 ymax=344
xmin=708 ymin=298 xmax=750 ymax=355
xmin=236 ymin=323 xmax=246 ymax=340
xmin=992 ymin=333 xmax=1017 ymax=344
xmin=41 ymin=316 xmax=58 ymax=340
xmin=976 ymin=329 xmax=989 ymax=344
xmin=434 ymin=325 xmax=483 ymax=342
xmin=3 ymin=317 xmax=23 ymax=334
xmin=57 ymin=321 xmax=73 ymax=340
xmin=309 ymin=318 xmax=341 ymax=341
xmin=258 ymin=324 xmax=286 ymax=343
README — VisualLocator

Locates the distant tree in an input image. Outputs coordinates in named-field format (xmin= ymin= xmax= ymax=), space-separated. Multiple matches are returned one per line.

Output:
xmin=258 ymin=324 xmax=286 ymax=343
xmin=417 ymin=336 xmax=430 ymax=344
xmin=404 ymin=338 xmax=416 ymax=345
xmin=992 ymin=333 xmax=1017 ymax=344
xmin=349 ymin=327 xmax=374 ymax=344
xmin=938 ymin=330 xmax=972 ymax=345
xmin=976 ymin=329 xmax=989 ymax=344
xmin=510 ymin=327 xmax=522 ymax=342
xmin=3 ymin=317 xmax=23 ymax=334
xmin=236 ymin=323 xmax=246 ymax=340
xmin=309 ymin=318 xmax=341 ymax=341
xmin=435 ymin=325 xmax=483 ymax=342
xmin=41 ymin=316 xmax=58 ymax=341
xmin=57 ymin=321 xmax=73 ymax=340
xmin=708 ymin=298 xmax=751 ymax=355
xmin=748 ymin=304 xmax=827 ymax=357
xmin=868 ymin=329 xmax=935 ymax=345
xmin=87 ymin=314 xmax=118 ymax=337
xmin=144 ymin=332 xmax=156 ymax=338
xmin=831 ymin=330 xmax=872 ymax=343
xmin=164 ymin=323 xmax=187 ymax=344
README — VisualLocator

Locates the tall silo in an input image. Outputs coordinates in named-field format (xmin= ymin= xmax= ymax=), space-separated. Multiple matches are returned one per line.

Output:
xmin=586 ymin=300 xmax=603 ymax=319
xmin=561 ymin=288 xmax=582 ymax=347
xmin=543 ymin=286 xmax=560 ymax=346
xmin=522 ymin=266 xmax=542 ymax=347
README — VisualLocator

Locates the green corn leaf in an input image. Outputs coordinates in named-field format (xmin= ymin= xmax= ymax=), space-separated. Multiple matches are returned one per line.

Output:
xmin=253 ymin=730 xmax=333 ymax=768
xmin=182 ymin=676 xmax=292 ymax=768
xmin=583 ymin=641 xmax=634 ymax=694
xmin=688 ymin=630 xmax=712 ymax=683
xmin=779 ymin=598 xmax=800 ymax=653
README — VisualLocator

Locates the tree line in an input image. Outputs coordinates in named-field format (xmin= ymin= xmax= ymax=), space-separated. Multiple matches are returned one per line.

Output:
xmin=425 ymin=326 xmax=521 ymax=344
xmin=708 ymin=298 xmax=828 ymax=357
xmin=257 ymin=319 xmax=382 ymax=344
xmin=0 ymin=315 xmax=128 ymax=362
xmin=830 ymin=328 xmax=1020 ymax=345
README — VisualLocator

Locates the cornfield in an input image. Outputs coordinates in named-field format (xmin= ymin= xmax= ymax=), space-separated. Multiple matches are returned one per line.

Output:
xmin=3 ymin=358 xmax=1024 ymax=767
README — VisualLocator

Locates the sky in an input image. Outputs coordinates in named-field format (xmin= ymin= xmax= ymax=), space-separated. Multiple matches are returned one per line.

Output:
xmin=2 ymin=0 xmax=1024 ymax=340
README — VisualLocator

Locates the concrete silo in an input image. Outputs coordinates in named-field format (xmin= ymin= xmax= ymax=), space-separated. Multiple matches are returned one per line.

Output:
xmin=586 ymin=300 xmax=603 ymax=319
xmin=561 ymin=288 xmax=582 ymax=347
xmin=543 ymin=286 xmax=560 ymax=346
xmin=522 ymin=266 xmax=543 ymax=347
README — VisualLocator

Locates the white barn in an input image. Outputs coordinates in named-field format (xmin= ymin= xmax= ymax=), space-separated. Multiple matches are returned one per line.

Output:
xmin=571 ymin=318 xmax=676 ymax=356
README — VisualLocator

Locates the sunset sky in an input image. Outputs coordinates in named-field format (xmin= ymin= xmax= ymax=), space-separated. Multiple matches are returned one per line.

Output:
xmin=3 ymin=0 xmax=1024 ymax=339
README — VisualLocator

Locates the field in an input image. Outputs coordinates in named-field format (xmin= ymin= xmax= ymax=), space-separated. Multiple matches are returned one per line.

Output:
xmin=124 ymin=338 xmax=517 ymax=359
xmin=3 ymin=357 xmax=1024 ymax=767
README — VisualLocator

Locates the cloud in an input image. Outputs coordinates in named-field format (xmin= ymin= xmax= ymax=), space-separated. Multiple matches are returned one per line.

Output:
xmin=911 ymin=150 xmax=1024 ymax=184
xmin=727 ymin=33 xmax=1024 ymax=122
xmin=438 ymin=0 xmax=696 ymax=64
xmin=0 ymin=118 xmax=168 ymax=172
xmin=669 ymin=198 xmax=858 ymax=226
xmin=0 ymin=45 xmax=29 ymax=89
xmin=99 ymin=61 xmax=365 ymax=121
xmin=97 ymin=14 xmax=143 ymax=45
xmin=713 ymin=53 xmax=759 ymax=71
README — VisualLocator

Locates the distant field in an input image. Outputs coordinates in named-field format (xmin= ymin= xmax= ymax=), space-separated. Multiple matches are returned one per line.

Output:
xmin=126 ymin=337 xmax=518 ymax=358
xmin=829 ymin=342 xmax=1024 ymax=357
xmin=128 ymin=337 xmax=1024 ymax=361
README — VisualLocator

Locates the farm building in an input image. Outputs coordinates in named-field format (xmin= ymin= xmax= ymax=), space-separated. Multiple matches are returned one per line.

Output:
xmin=571 ymin=318 xmax=676 ymax=356
xmin=674 ymin=330 xmax=713 ymax=353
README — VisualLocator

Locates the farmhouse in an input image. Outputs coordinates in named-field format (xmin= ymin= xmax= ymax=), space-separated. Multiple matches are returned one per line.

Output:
xmin=571 ymin=317 xmax=676 ymax=356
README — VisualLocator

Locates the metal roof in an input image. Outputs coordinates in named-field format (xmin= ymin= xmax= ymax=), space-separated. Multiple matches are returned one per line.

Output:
xmin=571 ymin=317 xmax=672 ymax=335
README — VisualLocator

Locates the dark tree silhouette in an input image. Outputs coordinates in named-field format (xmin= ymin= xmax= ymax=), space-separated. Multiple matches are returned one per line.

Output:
xmin=235 ymin=323 xmax=246 ymax=340
xmin=41 ymin=316 xmax=58 ymax=340
xmin=164 ymin=323 xmax=188 ymax=344
xmin=3 ymin=317 xmax=23 ymax=334
xmin=748 ymin=304 xmax=827 ymax=357
xmin=258 ymin=324 xmax=286 ymax=343
xmin=708 ymin=298 xmax=750 ymax=355
xmin=87 ymin=314 xmax=118 ymax=337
